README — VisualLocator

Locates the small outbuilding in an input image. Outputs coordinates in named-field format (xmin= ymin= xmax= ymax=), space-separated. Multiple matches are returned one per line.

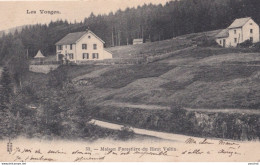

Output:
xmin=133 ymin=38 xmax=144 ymax=45
xmin=34 ymin=50 xmax=45 ymax=59
xmin=33 ymin=50 xmax=45 ymax=63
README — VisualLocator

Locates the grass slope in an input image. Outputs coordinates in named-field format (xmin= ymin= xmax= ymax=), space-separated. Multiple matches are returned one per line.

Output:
xmin=32 ymin=30 xmax=260 ymax=110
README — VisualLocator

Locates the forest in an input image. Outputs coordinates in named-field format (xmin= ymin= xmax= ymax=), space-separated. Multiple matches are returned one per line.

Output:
xmin=0 ymin=0 xmax=260 ymax=64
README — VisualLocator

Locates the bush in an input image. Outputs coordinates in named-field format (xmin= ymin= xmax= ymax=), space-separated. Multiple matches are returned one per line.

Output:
xmin=197 ymin=35 xmax=220 ymax=47
xmin=253 ymin=42 xmax=260 ymax=51
xmin=117 ymin=126 xmax=134 ymax=140
xmin=237 ymin=40 xmax=253 ymax=48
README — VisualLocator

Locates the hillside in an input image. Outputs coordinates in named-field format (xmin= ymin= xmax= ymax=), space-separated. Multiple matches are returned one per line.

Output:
xmin=108 ymin=29 xmax=222 ymax=59
xmin=65 ymin=30 xmax=259 ymax=110
xmin=0 ymin=25 xmax=28 ymax=37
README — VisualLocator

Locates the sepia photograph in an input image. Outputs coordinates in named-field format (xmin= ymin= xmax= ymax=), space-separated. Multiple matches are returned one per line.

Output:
xmin=0 ymin=0 xmax=260 ymax=162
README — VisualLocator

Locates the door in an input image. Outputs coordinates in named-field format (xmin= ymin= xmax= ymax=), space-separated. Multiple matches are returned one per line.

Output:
xmin=58 ymin=54 xmax=64 ymax=61
xmin=223 ymin=39 xmax=226 ymax=48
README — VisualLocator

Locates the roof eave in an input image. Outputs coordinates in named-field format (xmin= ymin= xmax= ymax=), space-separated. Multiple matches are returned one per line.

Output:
xmin=216 ymin=36 xmax=228 ymax=39
xmin=55 ymin=42 xmax=76 ymax=45
xmin=228 ymin=26 xmax=243 ymax=29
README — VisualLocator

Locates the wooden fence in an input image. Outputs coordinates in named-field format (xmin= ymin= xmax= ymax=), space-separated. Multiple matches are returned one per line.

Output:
xmin=30 ymin=61 xmax=62 ymax=65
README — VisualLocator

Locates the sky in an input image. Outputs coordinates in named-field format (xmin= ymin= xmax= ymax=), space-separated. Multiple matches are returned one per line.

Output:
xmin=0 ymin=0 xmax=170 ymax=31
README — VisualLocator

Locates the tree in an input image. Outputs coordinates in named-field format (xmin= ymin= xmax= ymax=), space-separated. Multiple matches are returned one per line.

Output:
xmin=7 ymin=38 xmax=28 ymax=89
xmin=76 ymin=96 xmax=92 ymax=123
xmin=0 ymin=66 xmax=15 ymax=138
xmin=48 ymin=67 xmax=68 ymax=89
xmin=0 ymin=66 xmax=13 ymax=110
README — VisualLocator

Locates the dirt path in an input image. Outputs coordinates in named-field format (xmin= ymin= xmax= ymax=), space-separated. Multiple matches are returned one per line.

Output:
xmin=102 ymin=101 xmax=170 ymax=110
xmin=90 ymin=119 xmax=201 ymax=142
xmin=102 ymin=101 xmax=260 ymax=114
xmin=185 ymin=107 xmax=260 ymax=115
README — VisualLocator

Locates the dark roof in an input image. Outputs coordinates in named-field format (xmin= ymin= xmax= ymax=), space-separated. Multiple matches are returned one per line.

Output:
xmin=228 ymin=17 xmax=251 ymax=29
xmin=55 ymin=30 xmax=105 ymax=45
xmin=215 ymin=29 xmax=229 ymax=38
xmin=56 ymin=32 xmax=86 ymax=45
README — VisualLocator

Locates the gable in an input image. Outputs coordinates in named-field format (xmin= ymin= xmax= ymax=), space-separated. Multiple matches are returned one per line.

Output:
xmin=244 ymin=19 xmax=259 ymax=28
xmin=77 ymin=31 xmax=105 ymax=44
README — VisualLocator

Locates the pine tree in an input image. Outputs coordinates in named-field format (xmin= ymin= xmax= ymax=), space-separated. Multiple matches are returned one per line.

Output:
xmin=8 ymin=38 xmax=28 ymax=89
xmin=0 ymin=66 xmax=13 ymax=110
xmin=0 ymin=66 xmax=14 ymax=138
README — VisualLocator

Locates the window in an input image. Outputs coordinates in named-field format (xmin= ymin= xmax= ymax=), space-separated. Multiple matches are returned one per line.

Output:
xmin=250 ymin=29 xmax=253 ymax=33
xmin=234 ymin=30 xmax=236 ymax=34
xmin=82 ymin=44 xmax=87 ymax=49
xmin=92 ymin=53 xmax=99 ymax=59
xmin=250 ymin=23 xmax=253 ymax=25
xmin=234 ymin=38 xmax=237 ymax=43
xmin=68 ymin=53 xmax=74 ymax=59
xmin=220 ymin=40 xmax=222 ymax=44
xmin=70 ymin=44 xmax=73 ymax=50
xmin=250 ymin=37 xmax=253 ymax=42
xmin=57 ymin=45 xmax=63 ymax=50
xmin=83 ymin=53 xmax=89 ymax=59
xmin=93 ymin=44 xmax=97 ymax=50
xmin=88 ymin=35 xmax=91 ymax=39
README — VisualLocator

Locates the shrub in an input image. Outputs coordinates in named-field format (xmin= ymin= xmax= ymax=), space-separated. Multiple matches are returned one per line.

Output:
xmin=117 ymin=126 xmax=134 ymax=140
xmin=47 ymin=66 xmax=68 ymax=88
xmin=197 ymin=36 xmax=220 ymax=47
xmin=237 ymin=40 xmax=253 ymax=48
xmin=253 ymin=42 xmax=260 ymax=51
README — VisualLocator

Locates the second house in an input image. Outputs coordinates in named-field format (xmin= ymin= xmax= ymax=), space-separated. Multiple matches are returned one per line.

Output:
xmin=56 ymin=30 xmax=112 ymax=63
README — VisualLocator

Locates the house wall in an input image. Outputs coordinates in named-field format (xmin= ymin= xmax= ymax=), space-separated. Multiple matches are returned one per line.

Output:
xmin=56 ymin=44 xmax=76 ymax=61
xmin=103 ymin=49 xmax=113 ymax=59
xmin=216 ymin=38 xmax=223 ymax=47
xmin=133 ymin=41 xmax=143 ymax=45
xmin=242 ymin=19 xmax=260 ymax=43
xmin=216 ymin=37 xmax=231 ymax=47
xmin=75 ymin=33 xmax=105 ymax=61
xmin=228 ymin=28 xmax=242 ymax=47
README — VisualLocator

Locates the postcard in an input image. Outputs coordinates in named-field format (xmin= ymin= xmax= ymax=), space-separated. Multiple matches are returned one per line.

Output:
xmin=0 ymin=0 xmax=259 ymax=162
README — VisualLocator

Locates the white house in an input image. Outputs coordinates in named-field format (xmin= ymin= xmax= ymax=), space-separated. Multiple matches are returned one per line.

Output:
xmin=55 ymin=30 xmax=112 ymax=63
xmin=215 ymin=17 xmax=259 ymax=47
